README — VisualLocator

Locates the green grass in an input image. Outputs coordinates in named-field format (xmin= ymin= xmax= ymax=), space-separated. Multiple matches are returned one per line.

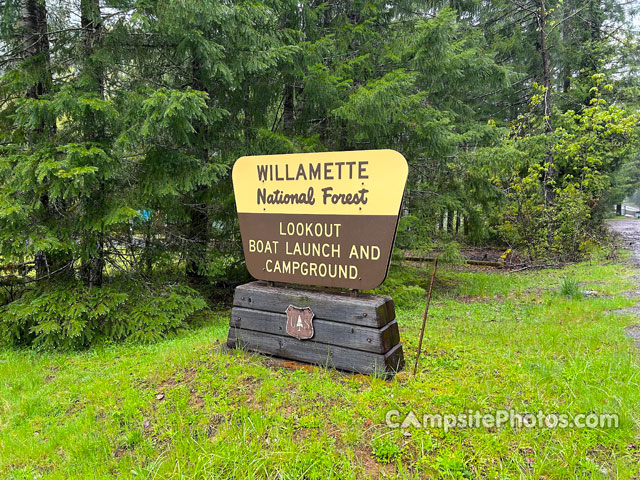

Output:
xmin=606 ymin=216 xmax=636 ymax=221
xmin=560 ymin=276 xmax=584 ymax=299
xmin=2 ymin=260 xmax=640 ymax=479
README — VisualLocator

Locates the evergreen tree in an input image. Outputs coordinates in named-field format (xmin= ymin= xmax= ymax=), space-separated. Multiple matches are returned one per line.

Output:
xmin=0 ymin=0 xmax=638 ymax=343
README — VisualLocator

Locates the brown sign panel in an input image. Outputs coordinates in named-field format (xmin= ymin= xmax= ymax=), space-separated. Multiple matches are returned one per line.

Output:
xmin=285 ymin=305 xmax=315 ymax=340
xmin=232 ymin=150 xmax=408 ymax=290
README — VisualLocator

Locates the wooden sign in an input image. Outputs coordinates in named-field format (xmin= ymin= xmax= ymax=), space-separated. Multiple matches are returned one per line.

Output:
xmin=232 ymin=150 xmax=408 ymax=290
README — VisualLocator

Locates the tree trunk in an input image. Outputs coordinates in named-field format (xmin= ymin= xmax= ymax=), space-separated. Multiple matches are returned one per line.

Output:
xmin=586 ymin=0 xmax=603 ymax=76
xmin=536 ymin=0 xmax=556 ymax=247
xmin=185 ymin=194 xmax=209 ymax=281
xmin=561 ymin=0 xmax=571 ymax=93
xmin=21 ymin=0 xmax=73 ymax=280
xmin=22 ymin=0 xmax=52 ymax=100
xmin=282 ymin=83 xmax=295 ymax=132
xmin=183 ymin=52 xmax=211 ymax=282
xmin=81 ymin=0 xmax=104 ymax=95
xmin=80 ymin=0 xmax=105 ymax=286
xmin=447 ymin=208 xmax=454 ymax=233
xmin=80 ymin=234 xmax=104 ymax=287
xmin=455 ymin=211 xmax=460 ymax=234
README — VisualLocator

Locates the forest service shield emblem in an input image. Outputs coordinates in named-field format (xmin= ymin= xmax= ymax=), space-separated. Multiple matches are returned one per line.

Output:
xmin=285 ymin=305 xmax=315 ymax=340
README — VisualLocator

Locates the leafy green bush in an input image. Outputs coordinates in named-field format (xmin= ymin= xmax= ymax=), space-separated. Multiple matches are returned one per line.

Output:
xmin=579 ymin=238 xmax=614 ymax=262
xmin=490 ymin=79 xmax=638 ymax=260
xmin=0 ymin=281 xmax=207 ymax=350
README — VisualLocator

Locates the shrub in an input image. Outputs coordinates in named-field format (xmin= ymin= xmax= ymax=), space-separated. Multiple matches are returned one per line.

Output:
xmin=0 ymin=281 xmax=207 ymax=350
xmin=375 ymin=265 xmax=427 ymax=309
xmin=440 ymin=241 xmax=466 ymax=265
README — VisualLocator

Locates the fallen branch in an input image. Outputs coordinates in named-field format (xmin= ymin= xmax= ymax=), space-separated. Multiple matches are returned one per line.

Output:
xmin=403 ymin=255 xmax=504 ymax=268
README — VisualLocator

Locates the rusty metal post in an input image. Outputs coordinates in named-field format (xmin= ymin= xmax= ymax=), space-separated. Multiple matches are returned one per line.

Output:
xmin=413 ymin=257 xmax=438 ymax=376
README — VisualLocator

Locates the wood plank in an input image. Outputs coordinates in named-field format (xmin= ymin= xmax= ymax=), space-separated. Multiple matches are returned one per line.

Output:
xmin=233 ymin=281 xmax=394 ymax=328
xmin=230 ymin=307 xmax=400 ymax=354
xmin=384 ymin=343 xmax=405 ymax=373
xmin=227 ymin=328 xmax=403 ymax=378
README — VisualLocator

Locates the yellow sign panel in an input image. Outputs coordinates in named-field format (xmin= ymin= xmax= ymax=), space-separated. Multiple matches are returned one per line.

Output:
xmin=232 ymin=150 xmax=408 ymax=289
xmin=233 ymin=150 xmax=408 ymax=216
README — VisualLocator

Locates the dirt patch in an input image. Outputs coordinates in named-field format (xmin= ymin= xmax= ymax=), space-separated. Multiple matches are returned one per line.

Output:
xmin=113 ymin=444 xmax=134 ymax=460
xmin=455 ymin=294 xmax=504 ymax=304
xmin=625 ymin=325 xmax=640 ymax=349
xmin=277 ymin=360 xmax=318 ymax=372
xmin=157 ymin=366 xmax=197 ymax=391
xmin=613 ymin=303 xmax=640 ymax=316
xmin=224 ymin=373 xmax=264 ymax=411
xmin=584 ymin=445 xmax=618 ymax=478
xmin=262 ymin=356 xmax=350 ymax=377
xmin=188 ymin=389 xmax=205 ymax=409
xmin=64 ymin=398 xmax=84 ymax=416
xmin=461 ymin=247 xmax=510 ymax=263
xmin=627 ymin=443 xmax=640 ymax=461
xmin=355 ymin=446 xmax=397 ymax=479
xmin=204 ymin=413 xmax=227 ymax=438
xmin=293 ymin=427 xmax=314 ymax=442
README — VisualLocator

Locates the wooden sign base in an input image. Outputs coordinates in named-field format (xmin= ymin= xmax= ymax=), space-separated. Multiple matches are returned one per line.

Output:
xmin=227 ymin=281 xmax=404 ymax=379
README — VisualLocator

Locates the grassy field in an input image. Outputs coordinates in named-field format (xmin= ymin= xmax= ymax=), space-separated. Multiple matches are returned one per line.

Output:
xmin=2 ymin=260 xmax=640 ymax=479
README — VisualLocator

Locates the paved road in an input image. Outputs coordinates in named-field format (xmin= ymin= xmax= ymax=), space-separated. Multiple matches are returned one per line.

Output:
xmin=608 ymin=219 xmax=640 ymax=347
xmin=608 ymin=218 xmax=640 ymax=265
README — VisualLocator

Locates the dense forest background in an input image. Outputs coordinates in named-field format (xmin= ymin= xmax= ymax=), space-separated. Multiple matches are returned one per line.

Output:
xmin=0 ymin=0 xmax=639 ymax=347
